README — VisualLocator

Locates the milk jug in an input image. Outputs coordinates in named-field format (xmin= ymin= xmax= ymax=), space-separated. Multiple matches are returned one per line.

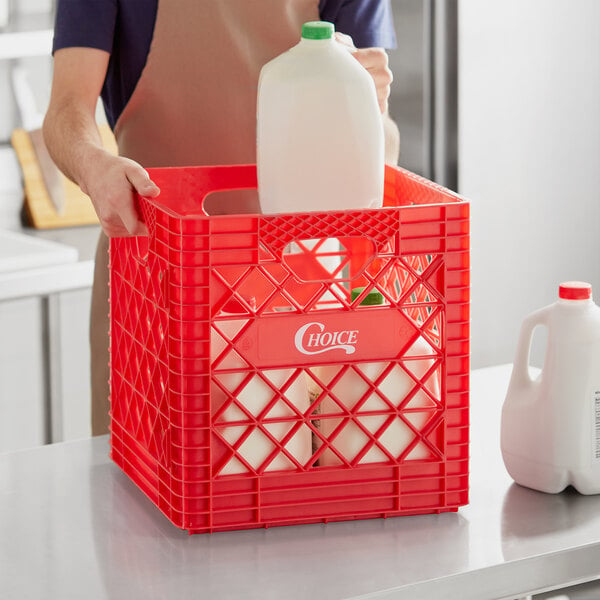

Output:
xmin=257 ymin=20 xmax=384 ymax=214
xmin=317 ymin=288 xmax=441 ymax=466
xmin=501 ymin=281 xmax=600 ymax=494
xmin=211 ymin=299 xmax=312 ymax=475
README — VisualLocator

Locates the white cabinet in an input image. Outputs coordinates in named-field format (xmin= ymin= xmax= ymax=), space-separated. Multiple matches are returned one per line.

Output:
xmin=0 ymin=284 xmax=93 ymax=453
xmin=0 ymin=296 xmax=46 ymax=452
xmin=0 ymin=1 xmax=54 ymax=139
xmin=0 ymin=228 xmax=95 ymax=452
xmin=50 ymin=287 xmax=92 ymax=442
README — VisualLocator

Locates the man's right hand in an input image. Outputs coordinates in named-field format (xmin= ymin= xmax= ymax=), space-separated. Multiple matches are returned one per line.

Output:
xmin=43 ymin=47 xmax=160 ymax=238
xmin=80 ymin=147 xmax=160 ymax=237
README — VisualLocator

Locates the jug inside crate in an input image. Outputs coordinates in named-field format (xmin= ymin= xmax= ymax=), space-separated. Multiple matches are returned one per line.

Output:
xmin=207 ymin=235 xmax=444 ymax=475
xmin=109 ymin=164 xmax=470 ymax=533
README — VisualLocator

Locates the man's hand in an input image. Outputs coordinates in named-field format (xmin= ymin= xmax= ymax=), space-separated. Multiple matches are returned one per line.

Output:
xmin=335 ymin=32 xmax=393 ymax=113
xmin=334 ymin=32 xmax=399 ymax=163
xmin=43 ymin=46 xmax=160 ymax=238
xmin=80 ymin=148 xmax=159 ymax=237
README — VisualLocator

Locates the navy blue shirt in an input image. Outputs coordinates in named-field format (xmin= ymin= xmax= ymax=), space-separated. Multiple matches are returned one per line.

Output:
xmin=52 ymin=0 xmax=396 ymax=129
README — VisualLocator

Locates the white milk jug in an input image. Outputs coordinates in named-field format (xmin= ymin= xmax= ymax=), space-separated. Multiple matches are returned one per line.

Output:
xmin=211 ymin=300 xmax=312 ymax=475
xmin=501 ymin=281 xmax=600 ymax=494
xmin=257 ymin=20 xmax=384 ymax=214
xmin=316 ymin=289 xmax=441 ymax=466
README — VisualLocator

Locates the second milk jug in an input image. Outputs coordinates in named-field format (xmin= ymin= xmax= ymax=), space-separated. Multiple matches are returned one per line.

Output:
xmin=257 ymin=21 xmax=384 ymax=214
xmin=501 ymin=281 xmax=600 ymax=494
xmin=318 ymin=288 xmax=441 ymax=466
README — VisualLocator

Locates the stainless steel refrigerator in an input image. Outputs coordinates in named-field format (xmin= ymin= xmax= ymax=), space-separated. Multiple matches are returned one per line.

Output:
xmin=387 ymin=0 xmax=458 ymax=191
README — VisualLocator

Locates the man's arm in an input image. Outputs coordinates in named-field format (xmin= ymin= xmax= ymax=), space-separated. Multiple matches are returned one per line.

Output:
xmin=335 ymin=34 xmax=400 ymax=165
xmin=43 ymin=47 xmax=159 ymax=237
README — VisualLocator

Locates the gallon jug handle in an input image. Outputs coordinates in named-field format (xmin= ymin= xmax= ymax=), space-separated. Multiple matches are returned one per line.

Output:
xmin=510 ymin=306 xmax=550 ymax=387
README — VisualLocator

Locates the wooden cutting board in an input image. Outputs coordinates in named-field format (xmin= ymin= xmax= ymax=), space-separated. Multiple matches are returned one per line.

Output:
xmin=11 ymin=125 xmax=118 ymax=229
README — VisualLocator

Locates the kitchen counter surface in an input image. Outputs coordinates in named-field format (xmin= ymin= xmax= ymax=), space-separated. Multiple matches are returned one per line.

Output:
xmin=0 ymin=144 xmax=100 ymax=300
xmin=2 ymin=365 xmax=600 ymax=600
xmin=0 ymin=226 xmax=98 ymax=301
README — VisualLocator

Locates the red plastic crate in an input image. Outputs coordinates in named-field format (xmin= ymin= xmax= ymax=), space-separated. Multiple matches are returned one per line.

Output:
xmin=109 ymin=164 xmax=470 ymax=534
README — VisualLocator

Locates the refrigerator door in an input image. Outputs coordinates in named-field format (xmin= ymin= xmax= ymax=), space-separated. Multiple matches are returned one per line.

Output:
xmin=388 ymin=0 xmax=458 ymax=190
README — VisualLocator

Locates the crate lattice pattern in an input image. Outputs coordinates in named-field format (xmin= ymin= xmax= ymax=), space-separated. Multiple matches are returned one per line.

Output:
xmin=109 ymin=164 xmax=469 ymax=533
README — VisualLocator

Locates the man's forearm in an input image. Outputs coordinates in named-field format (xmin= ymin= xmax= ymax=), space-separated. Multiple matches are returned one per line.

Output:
xmin=384 ymin=110 xmax=400 ymax=166
xmin=42 ymin=100 xmax=107 ymax=195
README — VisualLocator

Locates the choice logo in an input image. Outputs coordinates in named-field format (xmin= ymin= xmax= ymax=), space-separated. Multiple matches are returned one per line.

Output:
xmin=294 ymin=322 xmax=358 ymax=355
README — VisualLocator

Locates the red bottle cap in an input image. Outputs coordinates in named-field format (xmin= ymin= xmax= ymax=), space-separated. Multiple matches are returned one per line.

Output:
xmin=559 ymin=281 xmax=592 ymax=300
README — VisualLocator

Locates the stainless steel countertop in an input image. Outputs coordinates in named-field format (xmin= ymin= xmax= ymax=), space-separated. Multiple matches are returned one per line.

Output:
xmin=1 ymin=365 xmax=600 ymax=600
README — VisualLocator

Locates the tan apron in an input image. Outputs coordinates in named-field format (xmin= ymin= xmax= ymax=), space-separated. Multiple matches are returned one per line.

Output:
xmin=91 ymin=0 xmax=320 ymax=435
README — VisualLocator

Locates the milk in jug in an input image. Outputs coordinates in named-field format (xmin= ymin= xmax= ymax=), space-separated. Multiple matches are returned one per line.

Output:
xmin=501 ymin=281 xmax=600 ymax=494
xmin=257 ymin=21 xmax=384 ymax=214
xmin=211 ymin=299 xmax=312 ymax=475
xmin=317 ymin=288 xmax=441 ymax=466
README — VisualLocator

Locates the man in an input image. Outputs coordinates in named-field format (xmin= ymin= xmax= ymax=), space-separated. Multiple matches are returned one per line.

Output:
xmin=43 ymin=0 xmax=399 ymax=436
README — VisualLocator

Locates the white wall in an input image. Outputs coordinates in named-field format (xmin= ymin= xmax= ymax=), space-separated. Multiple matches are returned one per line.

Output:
xmin=0 ymin=0 xmax=54 ymax=140
xmin=11 ymin=0 xmax=53 ymax=14
xmin=459 ymin=0 xmax=600 ymax=368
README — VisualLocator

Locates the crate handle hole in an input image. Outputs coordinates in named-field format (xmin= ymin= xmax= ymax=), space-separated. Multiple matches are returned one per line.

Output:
xmin=282 ymin=236 xmax=375 ymax=283
xmin=203 ymin=189 xmax=260 ymax=215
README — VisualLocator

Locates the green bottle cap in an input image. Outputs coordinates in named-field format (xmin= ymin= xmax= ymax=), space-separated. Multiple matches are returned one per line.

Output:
xmin=301 ymin=21 xmax=335 ymax=40
xmin=351 ymin=287 xmax=385 ymax=306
